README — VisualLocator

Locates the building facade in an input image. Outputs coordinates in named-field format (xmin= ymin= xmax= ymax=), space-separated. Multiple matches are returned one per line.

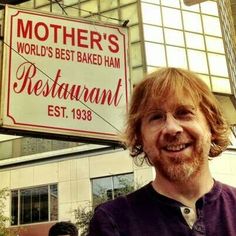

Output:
xmin=0 ymin=0 xmax=236 ymax=235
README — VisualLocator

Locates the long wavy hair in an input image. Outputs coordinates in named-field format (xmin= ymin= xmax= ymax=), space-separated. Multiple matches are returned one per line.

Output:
xmin=122 ymin=67 xmax=230 ymax=166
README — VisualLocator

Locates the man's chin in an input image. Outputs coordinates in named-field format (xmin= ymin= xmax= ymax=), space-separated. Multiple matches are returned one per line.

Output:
xmin=159 ymin=162 xmax=200 ymax=183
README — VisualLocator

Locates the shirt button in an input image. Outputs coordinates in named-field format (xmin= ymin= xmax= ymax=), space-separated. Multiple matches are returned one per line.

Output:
xmin=184 ymin=208 xmax=190 ymax=214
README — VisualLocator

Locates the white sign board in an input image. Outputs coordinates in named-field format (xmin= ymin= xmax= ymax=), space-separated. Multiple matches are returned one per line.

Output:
xmin=1 ymin=5 xmax=130 ymax=141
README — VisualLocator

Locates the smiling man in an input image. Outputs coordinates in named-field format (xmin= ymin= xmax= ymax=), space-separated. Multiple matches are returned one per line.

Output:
xmin=88 ymin=68 xmax=236 ymax=236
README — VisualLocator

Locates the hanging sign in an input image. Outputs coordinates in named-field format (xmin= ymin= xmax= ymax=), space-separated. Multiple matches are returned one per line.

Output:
xmin=0 ymin=5 xmax=130 ymax=141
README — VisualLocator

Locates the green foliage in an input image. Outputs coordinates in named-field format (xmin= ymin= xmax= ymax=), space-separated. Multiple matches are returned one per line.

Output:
xmin=0 ymin=188 xmax=12 ymax=236
xmin=74 ymin=177 xmax=141 ymax=236
xmin=0 ymin=188 xmax=20 ymax=236
xmin=74 ymin=206 xmax=93 ymax=236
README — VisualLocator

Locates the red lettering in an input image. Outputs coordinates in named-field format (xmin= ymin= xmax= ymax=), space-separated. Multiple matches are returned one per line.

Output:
xmin=77 ymin=29 xmax=88 ymax=48
xmin=16 ymin=20 xmax=123 ymax=53
xmin=13 ymin=62 xmax=123 ymax=106
xmin=90 ymin=31 xmax=102 ymax=50
xmin=13 ymin=62 xmax=37 ymax=94
xmin=63 ymin=26 xmax=75 ymax=46
xmin=17 ymin=19 xmax=33 ymax=39
xmin=34 ymin=22 xmax=49 ymax=41
xmin=50 ymin=24 xmax=62 ymax=43
xmin=108 ymin=34 xmax=119 ymax=53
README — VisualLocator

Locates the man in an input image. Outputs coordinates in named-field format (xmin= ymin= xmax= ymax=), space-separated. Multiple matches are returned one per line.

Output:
xmin=88 ymin=68 xmax=236 ymax=235
xmin=49 ymin=221 xmax=78 ymax=236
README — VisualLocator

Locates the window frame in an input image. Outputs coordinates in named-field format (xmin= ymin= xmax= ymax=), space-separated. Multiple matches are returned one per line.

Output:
xmin=10 ymin=183 xmax=58 ymax=226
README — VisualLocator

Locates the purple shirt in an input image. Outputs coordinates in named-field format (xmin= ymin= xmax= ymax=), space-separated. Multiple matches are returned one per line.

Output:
xmin=88 ymin=180 xmax=236 ymax=236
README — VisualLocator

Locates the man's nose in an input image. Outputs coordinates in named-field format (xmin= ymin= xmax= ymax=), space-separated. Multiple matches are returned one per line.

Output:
xmin=162 ymin=114 xmax=183 ymax=136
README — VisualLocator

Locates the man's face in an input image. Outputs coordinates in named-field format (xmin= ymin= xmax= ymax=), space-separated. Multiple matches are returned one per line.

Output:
xmin=140 ymin=95 xmax=212 ymax=182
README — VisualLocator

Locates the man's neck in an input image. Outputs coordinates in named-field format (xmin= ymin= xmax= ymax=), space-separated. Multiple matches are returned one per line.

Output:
xmin=152 ymin=169 xmax=214 ymax=210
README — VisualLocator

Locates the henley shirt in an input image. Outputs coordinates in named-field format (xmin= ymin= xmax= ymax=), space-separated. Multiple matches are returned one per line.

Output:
xmin=88 ymin=180 xmax=236 ymax=236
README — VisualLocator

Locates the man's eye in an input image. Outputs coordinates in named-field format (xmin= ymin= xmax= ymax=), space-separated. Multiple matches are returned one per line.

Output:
xmin=175 ymin=109 xmax=193 ymax=118
xmin=149 ymin=113 xmax=164 ymax=121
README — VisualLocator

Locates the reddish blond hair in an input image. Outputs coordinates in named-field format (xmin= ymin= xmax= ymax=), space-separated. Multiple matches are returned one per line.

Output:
xmin=122 ymin=67 xmax=230 ymax=165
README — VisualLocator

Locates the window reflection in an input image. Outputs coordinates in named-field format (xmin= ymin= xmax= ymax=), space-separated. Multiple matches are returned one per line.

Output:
xmin=185 ymin=32 xmax=205 ymax=50
xmin=161 ymin=0 xmax=180 ymax=8
xmin=180 ymin=1 xmax=200 ymax=12
xmin=212 ymin=77 xmax=232 ymax=94
xmin=202 ymin=15 xmax=222 ymax=36
xmin=162 ymin=7 xmax=182 ymax=29
xmin=145 ymin=42 xmax=166 ymax=67
xmin=164 ymin=28 xmax=184 ymax=47
xmin=11 ymin=184 xmax=58 ymax=225
xmin=187 ymin=49 xmax=208 ymax=74
xmin=200 ymin=1 xmax=218 ymax=16
xmin=141 ymin=3 xmax=161 ymax=25
xmin=92 ymin=173 xmax=134 ymax=207
xmin=121 ymin=4 xmax=138 ymax=25
xmin=208 ymin=53 xmax=228 ymax=77
xmin=205 ymin=36 xmax=224 ymax=53
xmin=166 ymin=46 xmax=187 ymax=69
xmin=144 ymin=25 xmax=163 ymax=43
xmin=183 ymin=11 xmax=202 ymax=33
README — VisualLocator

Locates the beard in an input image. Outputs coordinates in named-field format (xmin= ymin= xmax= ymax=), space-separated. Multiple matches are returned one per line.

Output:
xmin=154 ymin=145 xmax=206 ymax=183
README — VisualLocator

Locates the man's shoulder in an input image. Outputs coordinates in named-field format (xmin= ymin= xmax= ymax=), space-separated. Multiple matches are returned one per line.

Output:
xmin=219 ymin=181 xmax=236 ymax=196
xmin=95 ymin=182 xmax=151 ymax=214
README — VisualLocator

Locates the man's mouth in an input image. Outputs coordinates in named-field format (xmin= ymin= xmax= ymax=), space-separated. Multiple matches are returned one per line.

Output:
xmin=164 ymin=143 xmax=191 ymax=152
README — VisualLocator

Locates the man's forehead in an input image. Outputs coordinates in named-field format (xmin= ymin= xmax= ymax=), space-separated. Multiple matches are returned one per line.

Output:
xmin=146 ymin=96 xmax=197 ymax=110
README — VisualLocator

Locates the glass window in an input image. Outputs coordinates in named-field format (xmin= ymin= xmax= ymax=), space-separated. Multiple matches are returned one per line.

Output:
xmin=141 ymin=0 xmax=160 ymax=3
xmin=161 ymin=0 xmax=180 ymax=8
xmin=187 ymin=49 xmax=208 ymax=74
xmin=92 ymin=173 xmax=134 ymax=207
xmin=198 ymin=74 xmax=211 ymax=89
xmin=205 ymin=36 xmax=224 ymax=53
xmin=145 ymin=42 xmax=166 ymax=67
xmin=101 ymin=9 xmax=119 ymax=24
xmin=141 ymin=3 xmax=162 ymax=25
xmin=180 ymin=1 xmax=200 ymax=12
xmin=166 ymin=46 xmax=187 ymax=69
xmin=144 ymin=25 xmax=163 ymax=43
xmin=50 ymin=184 xmax=58 ymax=221
xmin=202 ymin=15 xmax=222 ymax=37
xmin=35 ymin=0 xmax=50 ymax=8
xmin=100 ymin=0 xmax=118 ymax=12
xmin=185 ymin=32 xmax=205 ymax=50
xmin=64 ymin=6 xmax=79 ymax=17
xmin=38 ymin=3 xmax=62 ymax=14
xmin=121 ymin=4 xmax=138 ymax=25
xmin=80 ymin=0 xmax=98 ymax=17
xmin=183 ymin=11 xmax=202 ymax=33
xmin=11 ymin=184 xmax=58 ymax=225
xmin=164 ymin=28 xmax=184 ymax=47
xmin=162 ymin=7 xmax=182 ymax=29
xmin=63 ymin=0 xmax=78 ymax=6
xmin=200 ymin=1 xmax=219 ymax=16
xmin=208 ymin=53 xmax=228 ymax=77
xmin=11 ymin=190 xmax=18 ymax=226
xmin=212 ymin=77 xmax=232 ymax=94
